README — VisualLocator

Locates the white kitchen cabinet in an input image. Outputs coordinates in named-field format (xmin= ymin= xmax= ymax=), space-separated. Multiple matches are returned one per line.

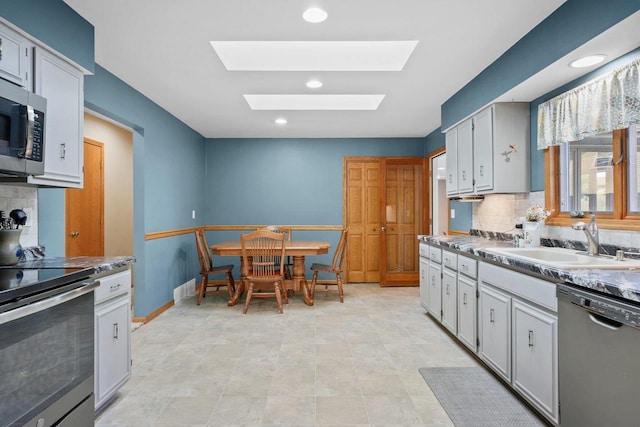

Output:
xmin=512 ymin=300 xmax=558 ymax=424
xmin=29 ymin=47 xmax=84 ymax=188
xmin=419 ymin=256 xmax=429 ymax=310
xmin=479 ymin=284 xmax=511 ymax=382
xmin=441 ymin=267 xmax=457 ymax=334
xmin=444 ymin=102 xmax=529 ymax=197
xmin=0 ymin=23 xmax=32 ymax=88
xmin=445 ymin=128 xmax=458 ymax=196
xmin=445 ymin=119 xmax=473 ymax=195
xmin=94 ymin=269 xmax=132 ymax=410
xmin=427 ymin=261 xmax=442 ymax=320
xmin=457 ymin=274 xmax=477 ymax=352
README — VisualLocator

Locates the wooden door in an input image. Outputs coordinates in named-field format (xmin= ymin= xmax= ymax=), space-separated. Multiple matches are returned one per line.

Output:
xmin=344 ymin=159 xmax=381 ymax=282
xmin=66 ymin=139 xmax=104 ymax=256
xmin=379 ymin=158 xmax=426 ymax=286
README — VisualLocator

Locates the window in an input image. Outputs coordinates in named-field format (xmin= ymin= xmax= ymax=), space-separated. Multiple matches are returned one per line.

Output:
xmin=545 ymin=124 xmax=640 ymax=229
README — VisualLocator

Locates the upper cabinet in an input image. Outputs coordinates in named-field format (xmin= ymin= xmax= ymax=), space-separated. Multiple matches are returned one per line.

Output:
xmin=0 ymin=21 xmax=85 ymax=188
xmin=0 ymin=24 xmax=32 ymax=89
xmin=445 ymin=103 xmax=530 ymax=197
xmin=28 ymin=48 xmax=84 ymax=188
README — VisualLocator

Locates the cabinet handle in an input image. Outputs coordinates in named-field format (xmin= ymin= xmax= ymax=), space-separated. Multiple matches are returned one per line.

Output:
xmin=110 ymin=283 xmax=122 ymax=292
xmin=463 ymin=293 xmax=467 ymax=305
xmin=60 ymin=142 xmax=66 ymax=159
xmin=489 ymin=308 xmax=495 ymax=323
xmin=0 ymin=37 xmax=3 ymax=61
xmin=446 ymin=284 xmax=450 ymax=295
xmin=113 ymin=322 xmax=119 ymax=340
xmin=421 ymin=271 xmax=424 ymax=279
xmin=528 ymin=329 xmax=534 ymax=348
xmin=431 ymin=275 xmax=436 ymax=285
xmin=448 ymin=174 xmax=452 ymax=183
xmin=479 ymin=165 xmax=484 ymax=177
xmin=462 ymin=170 xmax=466 ymax=180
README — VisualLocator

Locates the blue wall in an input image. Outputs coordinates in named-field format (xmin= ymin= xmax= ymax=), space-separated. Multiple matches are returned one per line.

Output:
xmin=0 ymin=0 xmax=94 ymax=72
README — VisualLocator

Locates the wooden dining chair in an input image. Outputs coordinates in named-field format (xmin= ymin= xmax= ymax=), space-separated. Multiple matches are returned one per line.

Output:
xmin=194 ymin=229 xmax=235 ymax=305
xmin=309 ymin=228 xmax=348 ymax=303
xmin=241 ymin=229 xmax=288 ymax=313
xmin=259 ymin=225 xmax=293 ymax=280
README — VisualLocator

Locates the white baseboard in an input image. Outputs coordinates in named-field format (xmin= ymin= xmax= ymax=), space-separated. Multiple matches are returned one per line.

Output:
xmin=174 ymin=278 xmax=196 ymax=303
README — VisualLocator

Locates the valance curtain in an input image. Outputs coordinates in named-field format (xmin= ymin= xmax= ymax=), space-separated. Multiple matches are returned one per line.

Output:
xmin=537 ymin=57 xmax=640 ymax=149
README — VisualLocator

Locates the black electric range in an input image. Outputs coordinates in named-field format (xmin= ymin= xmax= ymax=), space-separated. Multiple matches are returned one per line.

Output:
xmin=0 ymin=267 xmax=94 ymax=309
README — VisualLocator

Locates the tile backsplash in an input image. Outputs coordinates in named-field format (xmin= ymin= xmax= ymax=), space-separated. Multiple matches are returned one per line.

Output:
xmin=0 ymin=185 xmax=38 ymax=247
xmin=472 ymin=191 xmax=640 ymax=249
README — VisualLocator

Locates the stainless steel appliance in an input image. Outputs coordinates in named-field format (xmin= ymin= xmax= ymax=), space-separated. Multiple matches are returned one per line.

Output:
xmin=0 ymin=268 xmax=98 ymax=427
xmin=557 ymin=283 xmax=640 ymax=426
xmin=0 ymin=78 xmax=46 ymax=176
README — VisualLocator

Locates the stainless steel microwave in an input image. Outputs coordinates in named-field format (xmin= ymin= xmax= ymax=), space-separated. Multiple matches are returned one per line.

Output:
xmin=0 ymin=78 xmax=46 ymax=176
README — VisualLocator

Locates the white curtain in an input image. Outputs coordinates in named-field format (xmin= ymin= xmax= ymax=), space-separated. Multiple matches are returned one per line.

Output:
xmin=537 ymin=57 xmax=640 ymax=149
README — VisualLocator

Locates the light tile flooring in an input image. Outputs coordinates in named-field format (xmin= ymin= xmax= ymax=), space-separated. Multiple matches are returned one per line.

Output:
xmin=96 ymin=284 xmax=481 ymax=426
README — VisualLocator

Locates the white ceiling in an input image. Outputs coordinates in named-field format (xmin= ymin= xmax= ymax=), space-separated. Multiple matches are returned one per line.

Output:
xmin=62 ymin=1 xmax=581 ymax=138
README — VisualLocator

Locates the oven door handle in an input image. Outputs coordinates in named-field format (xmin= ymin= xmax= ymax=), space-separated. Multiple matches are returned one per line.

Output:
xmin=0 ymin=281 xmax=99 ymax=325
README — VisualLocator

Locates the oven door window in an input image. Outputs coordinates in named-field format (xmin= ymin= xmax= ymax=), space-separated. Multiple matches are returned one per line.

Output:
xmin=0 ymin=291 xmax=94 ymax=426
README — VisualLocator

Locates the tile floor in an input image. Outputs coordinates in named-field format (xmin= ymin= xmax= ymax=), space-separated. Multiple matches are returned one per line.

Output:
xmin=95 ymin=284 xmax=481 ymax=426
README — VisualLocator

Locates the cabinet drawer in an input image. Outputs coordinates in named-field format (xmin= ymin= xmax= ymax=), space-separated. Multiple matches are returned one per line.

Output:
xmin=457 ymin=255 xmax=477 ymax=279
xmin=95 ymin=270 xmax=131 ymax=304
xmin=429 ymin=246 xmax=442 ymax=263
xmin=419 ymin=243 xmax=429 ymax=258
xmin=442 ymin=250 xmax=457 ymax=270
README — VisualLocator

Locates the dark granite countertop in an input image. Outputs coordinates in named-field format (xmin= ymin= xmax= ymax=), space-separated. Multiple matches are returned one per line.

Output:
xmin=6 ymin=256 xmax=135 ymax=275
xmin=418 ymin=235 xmax=640 ymax=304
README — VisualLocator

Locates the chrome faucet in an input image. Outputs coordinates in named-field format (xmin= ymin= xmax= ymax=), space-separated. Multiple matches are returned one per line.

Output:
xmin=572 ymin=214 xmax=599 ymax=256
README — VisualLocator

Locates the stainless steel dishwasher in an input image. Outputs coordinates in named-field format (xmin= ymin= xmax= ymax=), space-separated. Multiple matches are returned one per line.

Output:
xmin=557 ymin=283 xmax=640 ymax=427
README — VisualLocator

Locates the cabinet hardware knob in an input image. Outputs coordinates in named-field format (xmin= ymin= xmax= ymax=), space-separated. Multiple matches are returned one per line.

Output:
xmin=528 ymin=329 xmax=534 ymax=348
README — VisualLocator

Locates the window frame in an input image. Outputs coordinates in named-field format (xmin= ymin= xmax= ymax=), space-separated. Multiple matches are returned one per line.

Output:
xmin=545 ymin=128 xmax=640 ymax=230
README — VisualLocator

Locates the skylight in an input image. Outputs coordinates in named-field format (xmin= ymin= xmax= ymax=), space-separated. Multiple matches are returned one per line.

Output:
xmin=211 ymin=41 xmax=419 ymax=71
xmin=243 ymin=94 xmax=385 ymax=110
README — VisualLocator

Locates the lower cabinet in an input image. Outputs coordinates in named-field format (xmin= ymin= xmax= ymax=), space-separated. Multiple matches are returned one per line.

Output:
xmin=427 ymin=261 xmax=442 ymax=319
xmin=94 ymin=269 xmax=132 ymax=410
xmin=512 ymin=300 xmax=558 ymax=422
xmin=479 ymin=262 xmax=558 ymax=425
xmin=441 ymin=267 xmax=457 ymax=334
xmin=457 ymin=274 xmax=477 ymax=351
xmin=479 ymin=284 xmax=512 ymax=382
xmin=419 ymin=257 xmax=429 ymax=310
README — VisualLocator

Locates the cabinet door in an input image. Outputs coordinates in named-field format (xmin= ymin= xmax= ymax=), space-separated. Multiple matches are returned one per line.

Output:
xmin=419 ymin=257 xmax=429 ymax=310
xmin=0 ymin=24 xmax=31 ymax=88
xmin=95 ymin=296 xmax=131 ymax=409
xmin=512 ymin=300 xmax=558 ymax=423
xmin=427 ymin=262 xmax=442 ymax=320
xmin=441 ymin=267 xmax=457 ymax=333
xmin=456 ymin=119 xmax=473 ymax=194
xmin=479 ymin=284 xmax=511 ymax=381
xmin=457 ymin=275 xmax=477 ymax=352
xmin=445 ymin=128 xmax=458 ymax=196
xmin=29 ymin=48 xmax=84 ymax=187
xmin=473 ymin=107 xmax=493 ymax=192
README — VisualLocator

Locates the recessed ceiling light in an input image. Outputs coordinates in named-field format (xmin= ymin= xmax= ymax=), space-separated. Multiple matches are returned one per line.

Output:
xmin=211 ymin=41 xmax=419 ymax=71
xmin=275 ymin=118 xmax=287 ymax=125
xmin=303 ymin=7 xmax=327 ymax=23
xmin=570 ymin=55 xmax=606 ymax=68
xmin=306 ymin=79 xmax=323 ymax=89
xmin=245 ymin=94 xmax=385 ymax=111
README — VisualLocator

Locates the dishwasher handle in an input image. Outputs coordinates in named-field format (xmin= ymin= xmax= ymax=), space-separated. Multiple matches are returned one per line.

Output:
xmin=589 ymin=313 xmax=623 ymax=331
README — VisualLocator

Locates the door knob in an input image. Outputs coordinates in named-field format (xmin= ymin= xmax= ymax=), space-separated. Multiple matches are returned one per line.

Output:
xmin=380 ymin=226 xmax=387 ymax=232
xmin=70 ymin=231 xmax=80 ymax=237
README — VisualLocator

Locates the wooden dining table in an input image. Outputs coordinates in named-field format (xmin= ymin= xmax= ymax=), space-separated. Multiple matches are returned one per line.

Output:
xmin=210 ymin=240 xmax=330 ymax=306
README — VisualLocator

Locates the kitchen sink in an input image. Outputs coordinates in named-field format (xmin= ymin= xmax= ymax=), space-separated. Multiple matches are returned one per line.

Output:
xmin=483 ymin=246 xmax=640 ymax=270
